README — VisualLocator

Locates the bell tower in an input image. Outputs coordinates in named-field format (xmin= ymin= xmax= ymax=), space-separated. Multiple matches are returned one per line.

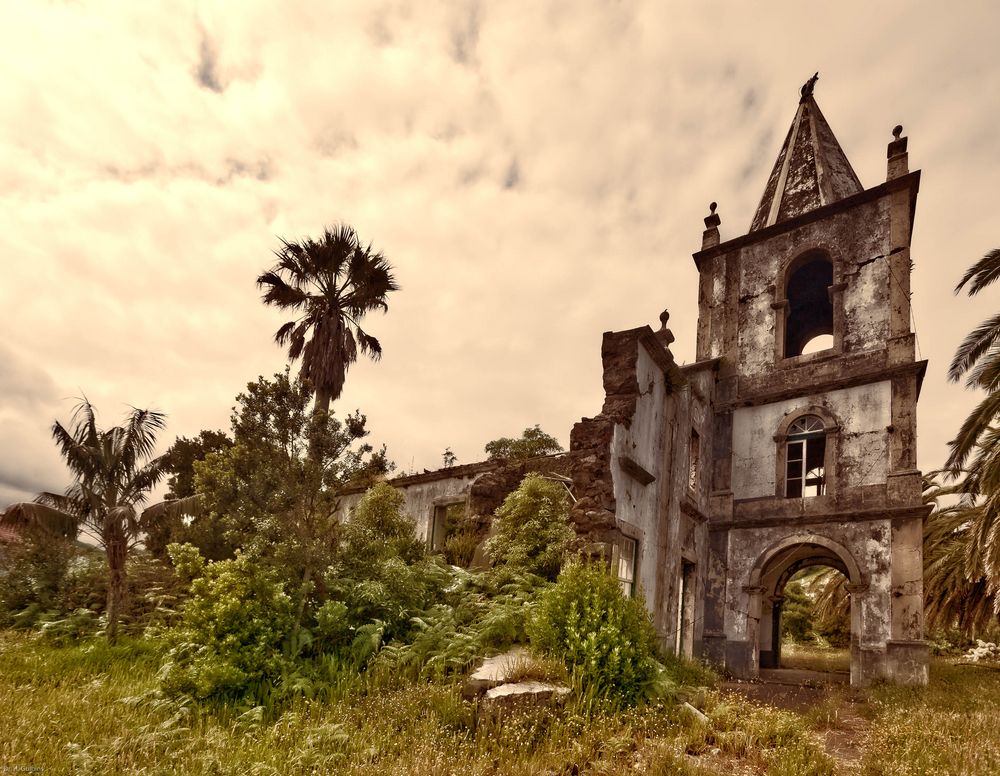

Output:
xmin=697 ymin=76 xmax=929 ymax=685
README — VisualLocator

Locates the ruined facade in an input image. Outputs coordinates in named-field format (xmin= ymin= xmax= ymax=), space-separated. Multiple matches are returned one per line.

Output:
xmin=337 ymin=82 xmax=929 ymax=685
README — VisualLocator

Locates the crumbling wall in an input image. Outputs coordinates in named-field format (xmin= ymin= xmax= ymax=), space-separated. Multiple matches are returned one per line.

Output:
xmin=334 ymin=455 xmax=575 ymax=550
xmin=568 ymin=323 xmax=714 ymax=654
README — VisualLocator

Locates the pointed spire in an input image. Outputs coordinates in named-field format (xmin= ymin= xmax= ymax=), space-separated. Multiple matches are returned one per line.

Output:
xmin=749 ymin=74 xmax=863 ymax=232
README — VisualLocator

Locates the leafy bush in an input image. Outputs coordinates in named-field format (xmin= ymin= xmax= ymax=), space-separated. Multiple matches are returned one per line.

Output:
xmin=0 ymin=529 xmax=75 ymax=625
xmin=373 ymin=566 xmax=548 ymax=680
xmin=485 ymin=474 xmax=575 ymax=580
xmin=325 ymin=483 xmax=446 ymax=640
xmin=780 ymin=580 xmax=815 ymax=643
xmin=529 ymin=559 xmax=658 ymax=705
xmin=159 ymin=547 xmax=295 ymax=702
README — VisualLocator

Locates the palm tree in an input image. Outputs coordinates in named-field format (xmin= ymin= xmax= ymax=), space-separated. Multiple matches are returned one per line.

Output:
xmin=257 ymin=224 xmax=399 ymax=415
xmin=1 ymin=401 xmax=168 ymax=640
xmin=944 ymin=247 xmax=1000 ymax=617
xmin=946 ymin=247 xmax=1000 ymax=472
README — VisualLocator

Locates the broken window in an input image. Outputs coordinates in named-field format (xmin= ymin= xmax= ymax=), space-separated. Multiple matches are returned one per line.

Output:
xmin=784 ymin=254 xmax=834 ymax=358
xmin=616 ymin=537 xmax=637 ymax=597
xmin=785 ymin=415 xmax=826 ymax=497
xmin=688 ymin=429 xmax=700 ymax=492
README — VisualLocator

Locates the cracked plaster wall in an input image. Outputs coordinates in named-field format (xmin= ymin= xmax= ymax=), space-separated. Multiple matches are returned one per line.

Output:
xmin=717 ymin=198 xmax=894 ymax=375
xmin=731 ymin=381 xmax=891 ymax=499
xmin=609 ymin=343 xmax=668 ymax=612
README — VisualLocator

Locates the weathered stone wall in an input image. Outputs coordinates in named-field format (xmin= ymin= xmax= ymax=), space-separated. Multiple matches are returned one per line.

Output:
xmin=334 ymin=465 xmax=487 ymax=543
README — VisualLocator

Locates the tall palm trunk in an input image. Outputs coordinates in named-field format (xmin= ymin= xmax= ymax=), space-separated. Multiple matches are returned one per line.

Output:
xmin=105 ymin=532 xmax=128 ymax=642
xmin=314 ymin=388 xmax=332 ymax=417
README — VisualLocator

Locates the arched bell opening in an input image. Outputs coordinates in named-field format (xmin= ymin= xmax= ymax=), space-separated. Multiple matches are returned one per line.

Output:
xmin=784 ymin=255 xmax=834 ymax=358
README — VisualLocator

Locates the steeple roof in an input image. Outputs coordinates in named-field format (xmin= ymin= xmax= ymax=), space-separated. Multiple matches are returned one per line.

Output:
xmin=749 ymin=75 xmax=863 ymax=232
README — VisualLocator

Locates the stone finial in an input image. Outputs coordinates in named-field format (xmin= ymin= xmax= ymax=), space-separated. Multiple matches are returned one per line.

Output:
xmin=800 ymin=72 xmax=819 ymax=101
xmin=702 ymin=202 xmax=721 ymax=250
xmin=704 ymin=202 xmax=720 ymax=229
xmin=887 ymin=123 xmax=909 ymax=180
xmin=655 ymin=308 xmax=675 ymax=347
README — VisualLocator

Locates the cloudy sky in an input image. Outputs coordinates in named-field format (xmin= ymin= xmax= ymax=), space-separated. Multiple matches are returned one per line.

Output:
xmin=2 ymin=1 xmax=999 ymax=506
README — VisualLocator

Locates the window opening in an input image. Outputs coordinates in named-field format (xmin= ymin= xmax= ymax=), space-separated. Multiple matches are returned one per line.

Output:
xmin=428 ymin=505 xmax=448 ymax=552
xmin=785 ymin=415 xmax=826 ymax=497
xmin=688 ymin=429 xmax=701 ymax=492
xmin=428 ymin=503 xmax=476 ymax=566
xmin=616 ymin=537 xmax=637 ymax=597
xmin=675 ymin=561 xmax=696 ymax=657
xmin=784 ymin=257 xmax=834 ymax=358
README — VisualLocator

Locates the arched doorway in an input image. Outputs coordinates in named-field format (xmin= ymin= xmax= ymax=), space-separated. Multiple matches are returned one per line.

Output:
xmin=748 ymin=535 xmax=865 ymax=684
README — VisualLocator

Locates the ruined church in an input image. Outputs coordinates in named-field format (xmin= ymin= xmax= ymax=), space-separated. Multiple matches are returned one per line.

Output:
xmin=338 ymin=79 xmax=929 ymax=686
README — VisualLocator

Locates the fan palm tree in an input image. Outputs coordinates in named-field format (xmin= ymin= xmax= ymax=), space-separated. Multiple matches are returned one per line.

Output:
xmin=257 ymin=224 xmax=399 ymax=416
xmin=1 ymin=400 xmax=168 ymax=641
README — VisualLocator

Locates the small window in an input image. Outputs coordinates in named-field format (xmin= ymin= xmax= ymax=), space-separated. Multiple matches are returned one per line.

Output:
xmin=785 ymin=415 xmax=826 ymax=498
xmin=616 ymin=537 xmax=637 ymax=597
xmin=688 ymin=430 xmax=701 ymax=492
xmin=675 ymin=561 xmax=696 ymax=657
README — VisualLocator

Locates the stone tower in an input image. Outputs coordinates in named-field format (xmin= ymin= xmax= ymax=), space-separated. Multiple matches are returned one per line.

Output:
xmin=697 ymin=77 xmax=930 ymax=685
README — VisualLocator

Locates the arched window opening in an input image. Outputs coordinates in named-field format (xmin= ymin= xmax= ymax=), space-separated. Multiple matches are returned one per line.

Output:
xmin=785 ymin=415 xmax=826 ymax=497
xmin=784 ymin=256 xmax=833 ymax=358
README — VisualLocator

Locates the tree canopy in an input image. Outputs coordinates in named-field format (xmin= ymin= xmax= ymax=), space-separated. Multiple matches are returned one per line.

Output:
xmin=257 ymin=224 xmax=399 ymax=415
xmin=484 ymin=425 xmax=563 ymax=461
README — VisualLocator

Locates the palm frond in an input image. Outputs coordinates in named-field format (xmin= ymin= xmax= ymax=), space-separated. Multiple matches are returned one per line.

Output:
xmin=140 ymin=494 xmax=206 ymax=528
xmin=0 ymin=502 xmax=78 ymax=537
xmin=945 ymin=391 xmax=1000 ymax=472
xmin=955 ymin=247 xmax=1000 ymax=296
xmin=120 ymin=407 xmax=167 ymax=471
xmin=948 ymin=312 xmax=1000 ymax=383
xmin=258 ymin=272 xmax=312 ymax=309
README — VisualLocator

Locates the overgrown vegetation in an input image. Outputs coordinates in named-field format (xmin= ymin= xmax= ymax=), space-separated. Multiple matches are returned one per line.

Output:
xmin=485 ymin=474 xmax=575 ymax=580
xmin=1 ymin=401 xmax=171 ymax=640
xmin=1 ymin=630 xmax=846 ymax=775
xmin=530 ymin=560 xmax=661 ymax=706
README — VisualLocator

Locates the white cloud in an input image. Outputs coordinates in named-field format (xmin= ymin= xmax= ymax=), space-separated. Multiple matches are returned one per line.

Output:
xmin=0 ymin=0 xmax=998 ymax=504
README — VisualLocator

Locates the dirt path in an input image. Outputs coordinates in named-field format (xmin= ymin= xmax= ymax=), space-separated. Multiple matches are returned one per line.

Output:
xmin=722 ymin=673 xmax=869 ymax=775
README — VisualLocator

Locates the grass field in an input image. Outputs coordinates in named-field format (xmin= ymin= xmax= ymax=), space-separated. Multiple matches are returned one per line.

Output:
xmin=2 ymin=632 xmax=998 ymax=775
xmin=779 ymin=643 xmax=851 ymax=674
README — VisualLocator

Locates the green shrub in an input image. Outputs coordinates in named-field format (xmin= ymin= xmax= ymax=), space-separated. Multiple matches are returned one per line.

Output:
xmin=529 ymin=559 xmax=658 ymax=705
xmin=485 ymin=474 xmax=575 ymax=580
xmin=372 ymin=566 xmax=548 ymax=680
xmin=780 ymin=580 xmax=815 ymax=643
xmin=0 ymin=529 xmax=75 ymax=626
xmin=159 ymin=548 xmax=295 ymax=702
xmin=325 ymin=483 xmax=446 ymax=640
